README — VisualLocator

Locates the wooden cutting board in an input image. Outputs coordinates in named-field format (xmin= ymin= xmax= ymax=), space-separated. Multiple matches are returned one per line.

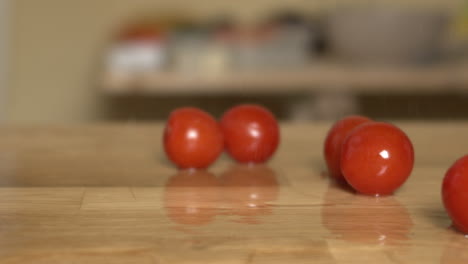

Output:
xmin=0 ymin=122 xmax=466 ymax=263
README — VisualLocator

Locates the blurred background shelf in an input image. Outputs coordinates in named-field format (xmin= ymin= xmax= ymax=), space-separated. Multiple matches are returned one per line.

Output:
xmin=6 ymin=1 xmax=468 ymax=123
xmin=102 ymin=62 xmax=468 ymax=96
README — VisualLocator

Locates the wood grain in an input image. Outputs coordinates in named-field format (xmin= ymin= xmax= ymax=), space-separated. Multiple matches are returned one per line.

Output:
xmin=0 ymin=122 xmax=466 ymax=263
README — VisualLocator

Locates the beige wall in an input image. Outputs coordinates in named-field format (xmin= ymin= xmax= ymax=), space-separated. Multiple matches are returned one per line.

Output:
xmin=0 ymin=0 xmax=8 ymax=122
xmin=7 ymin=0 xmax=460 ymax=123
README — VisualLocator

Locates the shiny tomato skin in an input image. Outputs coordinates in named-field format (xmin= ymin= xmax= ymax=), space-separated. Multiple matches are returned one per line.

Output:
xmin=341 ymin=122 xmax=414 ymax=196
xmin=221 ymin=105 xmax=280 ymax=164
xmin=163 ymin=107 xmax=224 ymax=169
xmin=324 ymin=115 xmax=372 ymax=182
xmin=442 ymin=155 xmax=468 ymax=234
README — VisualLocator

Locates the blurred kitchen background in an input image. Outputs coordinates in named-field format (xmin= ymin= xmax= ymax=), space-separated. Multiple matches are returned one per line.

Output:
xmin=1 ymin=0 xmax=468 ymax=123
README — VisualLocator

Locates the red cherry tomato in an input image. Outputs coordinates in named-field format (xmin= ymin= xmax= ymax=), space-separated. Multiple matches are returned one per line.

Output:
xmin=220 ymin=105 xmax=280 ymax=163
xmin=341 ymin=122 xmax=414 ymax=196
xmin=324 ymin=115 xmax=372 ymax=182
xmin=164 ymin=107 xmax=223 ymax=169
xmin=442 ymin=155 xmax=468 ymax=234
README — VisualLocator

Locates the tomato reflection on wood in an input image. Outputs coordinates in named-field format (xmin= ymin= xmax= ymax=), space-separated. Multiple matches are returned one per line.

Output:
xmin=221 ymin=105 xmax=280 ymax=164
xmin=220 ymin=165 xmax=280 ymax=224
xmin=322 ymin=183 xmax=413 ymax=245
xmin=163 ymin=170 xmax=221 ymax=226
xmin=164 ymin=165 xmax=280 ymax=226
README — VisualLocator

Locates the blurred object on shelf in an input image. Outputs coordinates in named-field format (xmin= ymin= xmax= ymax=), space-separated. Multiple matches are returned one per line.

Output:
xmin=169 ymin=25 xmax=209 ymax=74
xmin=267 ymin=11 xmax=316 ymax=69
xmin=447 ymin=0 xmax=468 ymax=60
xmin=453 ymin=1 xmax=468 ymax=37
xmin=230 ymin=24 xmax=278 ymax=71
xmin=270 ymin=11 xmax=322 ymax=63
xmin=326 ymin=5 xmax=450 ymax=65
xmin=106 ymin=22 xmax=168 ymax=75
xmin=170 ymin=18 xmax=233 ymax=75
xmin=202 ymin=31 xmax=232 ymax=75
xmin=103 ymin=11 xmax=320 ymax=79
xmin=229 ymin=12 xmax=319 ymax=71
